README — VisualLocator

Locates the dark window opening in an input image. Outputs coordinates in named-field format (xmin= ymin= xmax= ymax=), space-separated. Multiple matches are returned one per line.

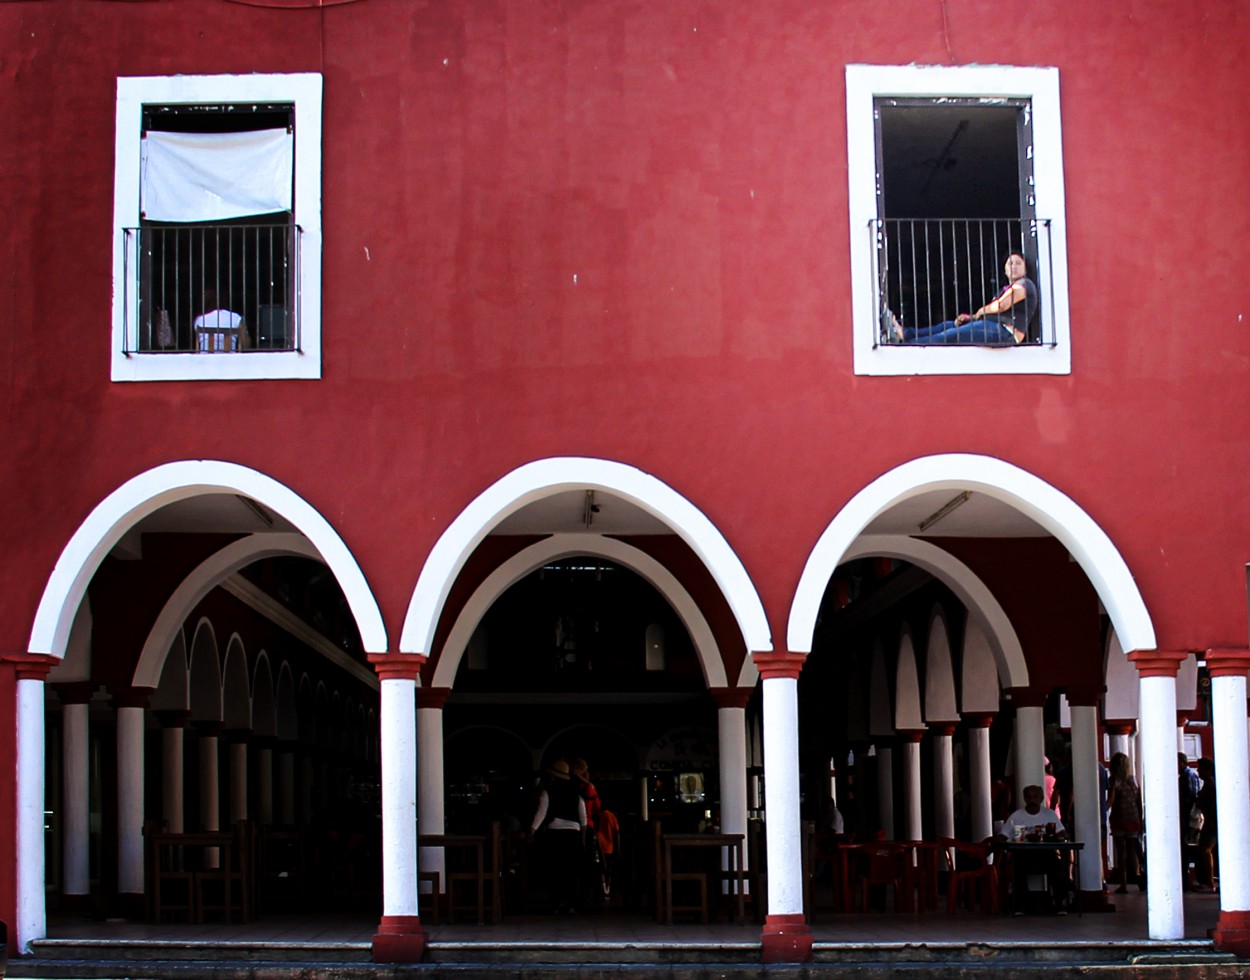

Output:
xmin=874 ymin=99 xmax=1049 ymax=346
xmin=130 ymin=104 xmax=297 ymax=353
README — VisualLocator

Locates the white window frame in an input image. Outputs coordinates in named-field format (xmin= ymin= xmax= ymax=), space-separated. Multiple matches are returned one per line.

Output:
xmin=111 ymin=73 xmax=322 ymax=382
xmin=846 ymin=64 xmax=1071 ymax=376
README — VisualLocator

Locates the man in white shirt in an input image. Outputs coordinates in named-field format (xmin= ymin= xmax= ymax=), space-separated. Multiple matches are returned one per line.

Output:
xmin=996 ymin=784 xmax=1071 ymax=914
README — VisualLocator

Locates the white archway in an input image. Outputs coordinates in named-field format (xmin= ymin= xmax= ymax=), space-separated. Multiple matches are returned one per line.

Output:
xmin=788 ymin=454 xmax=1155 ymax=657
xmin=835 ymin=534 xmax=1029 ymax=689
xmin=401 ymin=457 xmax=770 ymax=657
xmin=29 ymin=460 xmax=387 ymax=658
xmin=430 ymin=534 xmax=730 ymax=689
xmin=132 ymin=533 xmax=324 ymax=689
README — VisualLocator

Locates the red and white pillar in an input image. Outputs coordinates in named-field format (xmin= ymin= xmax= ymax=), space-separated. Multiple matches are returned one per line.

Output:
xmin=753 ymin=652 xmax=812 ymax=964
xmin=1009 ymin=688 xmax=1047 ymax=806
xmin=962 ymin=714 xmax=995 ymax=841
xmin=1129 ymin=650 xmax=1188 ymax=940
xmin=416 ymin=687 xmax=450 ymax=896
xmin=158 ymin=711 xmax=188 ymax=834
xmin=1067 ymin=690 xmax=1111 ymax=911
xmin=930 ymin=723 xmax=956 ymax=842
xmin=1106 ymin=721 xmax=1134 ymax=762
xmin=7 ymin=653 xmax=58 ymax=951
xmin=712 ymin=687 xmax=752 ymax=893
xmin=58 ymin=684 xmax=94 ymax=910
xmin=1205 ymin=649 xmax=1250 ymax=956
xmin=369 ymin=652 xmax=428 ymax=964
xmin=117 ymin=690 xmax=151 ymax=903
xmin=900 ymin=730 xmax=924 ymax=843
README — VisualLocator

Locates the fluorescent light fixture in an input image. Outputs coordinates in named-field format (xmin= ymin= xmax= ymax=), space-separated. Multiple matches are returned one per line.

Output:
xmin=918 ymin=491 xmax=972 ymax=532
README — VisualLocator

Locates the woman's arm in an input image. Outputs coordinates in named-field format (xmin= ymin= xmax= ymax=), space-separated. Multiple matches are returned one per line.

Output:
xmin=973 ymin=283 xmax=1026 ymax=318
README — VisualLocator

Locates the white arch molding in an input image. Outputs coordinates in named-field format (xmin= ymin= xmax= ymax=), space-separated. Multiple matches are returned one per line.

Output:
xmin=29 ymin=460 xmax=387 ymax=658
xmin=787 ymin=454 xmax=1155 ymax=657
xmin=132 ymin=533 xmax=324 ymax=689
xmin=402 ymin=457 xmax=771 ymax=657
xmin=838 ymin=535 xmax=1028 ymax=689
xmin=431 ymin=534 xmax=731 ymax=689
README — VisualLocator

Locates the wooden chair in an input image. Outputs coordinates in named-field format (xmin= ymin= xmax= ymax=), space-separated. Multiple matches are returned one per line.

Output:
xmin=941 ymin=838 xmax=998 ymax=914
xmin=446 ymin=823 xmax=504 ymax=924
xmin=144 ymin=821 xmax=196 ymax=924
xmin=418 ymin=869 xmax=442 ymax=924
xmin=196 ymin=822 xmax=253 ymax=924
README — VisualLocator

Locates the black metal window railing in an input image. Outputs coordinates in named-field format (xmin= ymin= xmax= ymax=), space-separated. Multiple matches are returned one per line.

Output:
xmin=871 ymin=217 xmax=1054 ymax=347
xmin=123 ymin=223 xmax=301 ymax=354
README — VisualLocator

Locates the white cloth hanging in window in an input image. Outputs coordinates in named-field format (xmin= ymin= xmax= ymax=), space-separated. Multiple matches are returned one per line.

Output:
xmin=140 ymin=128 xmax=293 ymax=222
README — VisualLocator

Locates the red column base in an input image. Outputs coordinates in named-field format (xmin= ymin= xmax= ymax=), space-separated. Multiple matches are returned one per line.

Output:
xmin=372 ymin=914 xmax=427 ymax=964
xmin=1210 ymin=910 xmax=1250 ymax=958
xmin=760 ymin=913 xmax=813 ymax=963
xmin=1078 ymin=889 xmax=1116 ymax=913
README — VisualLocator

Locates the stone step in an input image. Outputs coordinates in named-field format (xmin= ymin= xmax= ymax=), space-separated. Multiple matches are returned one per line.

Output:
xmin=10 ymin=937 xmax=1240 ymax=978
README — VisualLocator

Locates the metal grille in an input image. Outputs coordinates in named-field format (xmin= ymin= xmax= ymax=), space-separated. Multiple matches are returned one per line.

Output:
xmin=123 ymin=223 xmax=301 ymax=354
xmin=871 ymin=218 xmax=1053 ymax=347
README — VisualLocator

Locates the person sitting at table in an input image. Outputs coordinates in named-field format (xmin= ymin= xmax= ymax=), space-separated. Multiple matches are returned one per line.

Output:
xmin=995 ymin=784 xmax=1072 ymax=915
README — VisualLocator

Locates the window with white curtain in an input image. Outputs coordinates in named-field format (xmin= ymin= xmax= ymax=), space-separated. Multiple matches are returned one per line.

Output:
xmin=111 ymin=74 xmax=322 ymax=382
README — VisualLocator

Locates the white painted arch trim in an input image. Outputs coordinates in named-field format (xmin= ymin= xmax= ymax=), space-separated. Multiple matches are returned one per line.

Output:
xmin=132 ymin=533 xmax=322 ymax=689
xmin=787 ymin=454 xmax=1154 ymax=656
xmin=431 ymin=534 xmax=729 ymax=689
xmin=402 ymin=457 xmax=770 ymax=656
xmin=29 ymin=461 xmax=386 ymax=657
xmin=842 ymin=535 xmax=1028 ymax=689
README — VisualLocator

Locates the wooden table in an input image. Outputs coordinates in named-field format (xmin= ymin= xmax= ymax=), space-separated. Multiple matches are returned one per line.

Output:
xmin=662 ymin=833 xmax=745 ymax=924
xmin=1001 ymin=840 xmax=1083 ymax=916
xmin=420 ymin=834 xmax=486 ymax=924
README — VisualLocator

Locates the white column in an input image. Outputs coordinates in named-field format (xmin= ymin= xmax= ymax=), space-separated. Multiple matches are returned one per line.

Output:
xmin=117 ymin=704 xmax=146 ymax=895
xmin=1209 ymin=653 xmax=1250 ymax=915
xmin=966 ymin=719 xmax=994 ymax=841
xmin=901 ymin=734 xmax=923 ymax=842
xmin=278 ymin=748 xmax=296 ymax=825
xmin=1014 ymin=701 xmax=1046 ymax=805
xmin=876 ymin=744 xmax=895 ymax=839
xmin=1108 ymin=726 xmax=1132 ymax=761
xmin=716 ymin=694 xmax=750 ymax=894
xmin=16 ymin=666 xmax=50 ymax=951
xmin=198 ymin=728 xmax=220 ymax=833
xmin=161 ymin=723 xmax=185 ymax=833
xmin=1132 ymin=651 xmax=1186 ymax=940
xmin=257 ymin=745 xmax=274 ymax=825
xmin=417 ymin=692 xmax=447 ymax=894
xmin=229 ymin=737 xmax=248 ymax=825
xmin=1070 ymin=703 xmax=1105 ymax=904
xmin=931 ymin=726 xmax=955 ymax=842
xmin=760 ymin=666 xmax=804 ymax=917
xmin=62 ymin=701 xmax=91 ymax=897
xmin=379 ymin=668 xmax=420 ymax=919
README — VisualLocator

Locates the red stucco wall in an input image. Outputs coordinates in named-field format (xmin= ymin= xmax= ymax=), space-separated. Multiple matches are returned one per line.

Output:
xmin=1 ymin=0 xmax=1247 ymax=666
